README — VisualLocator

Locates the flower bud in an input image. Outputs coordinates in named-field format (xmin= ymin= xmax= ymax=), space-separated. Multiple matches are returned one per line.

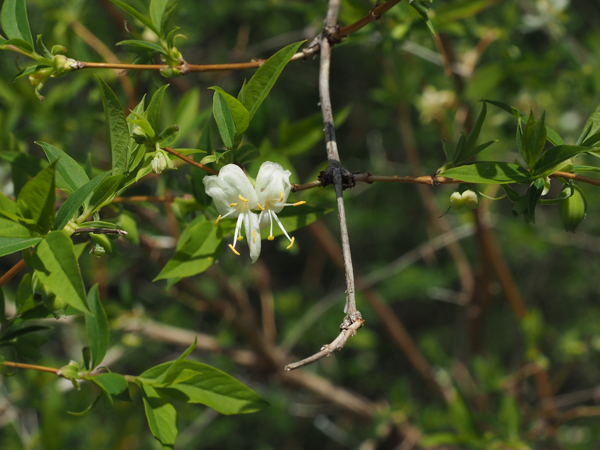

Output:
xmin=151 ymin=150 xmax=173 ymax=174
xmin=159 ymin=66 xmax=181 ymax=78
xmin=53 ymin=54 xmax=78 ymax=76
xmin=461 ymin=190 xmax=480 ymax=209
xmin=90 ymin=243 xmax=106 ymax=258
xmin=559 ymin=186 xmax=587 ymax=233
xmin=450 ymin=191 xmax=464 ymax=210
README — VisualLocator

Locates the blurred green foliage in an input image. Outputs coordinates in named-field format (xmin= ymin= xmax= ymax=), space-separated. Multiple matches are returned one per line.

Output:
xmin=2 ymin=0 xmax=600 ymax=449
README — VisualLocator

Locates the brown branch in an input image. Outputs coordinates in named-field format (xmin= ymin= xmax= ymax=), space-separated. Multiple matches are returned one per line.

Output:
xmin=333 ymin=0 xmax=402 ymax=40
xmin=162 ymin=147 xmax=218 ymax=174
xmin=0 ymin=259 xmax=26 ymax=288
xmin=552 ymin=171 xmax=600 ymax=188
xmin=562 ymin=406 xmax=600 ymax=422
xmin=1 ymin=360 xmax=59 ymax=375
xmin=72 ymin=0 xmax=402 ymax=75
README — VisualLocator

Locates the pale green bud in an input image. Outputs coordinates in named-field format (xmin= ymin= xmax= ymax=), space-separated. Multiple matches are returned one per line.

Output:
xmin=450 ymin=191 xmax=464 ymax=210
xmin=461 ymin=190 xmax=480 ymax=209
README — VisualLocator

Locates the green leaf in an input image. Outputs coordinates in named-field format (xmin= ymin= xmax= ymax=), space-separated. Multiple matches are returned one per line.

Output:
xmin=442 ymin=139 xmax=453 ymax=161
xmin=140 ymin=382 xmax=178 ymax=449
xmin=154 ymin=220 xmax=221 ymax=280
xmin=484 ymin=100 xmax=564 ymax=146
xmin=441 ymin=162 xmax=532 ymax=184
xmin=0 ymin=288 xmax=5 ymax=328
xmin=256 ymin=205 xmax=332 ymax=240
xmin=116 ymin=39 xmax=167 ymax=55
xmin=448 ymin=389 xmax=479 ymax=440
xmin=107 ymin=0 xmax=159 ymax=35
xmin=96 ymin=76 xmax=131 ymax=175
xmin=54 ymin=173 xmax=109 ymax=230
xmin=85 ymin=284 xmax=109 ymax=369
xmin=37 ymin=141 xmax=90 ymax=194
xmin=531 ymin=145 xmax=593 ymax=177
xmin=85 ymin=174 xmax=125 ymax=216
xmin=0 ymin=237 xmax=42 ymax=257
xmin=1 ymin=0 xmax=33 ymax=47
xmin=67 ymin=395 xmax=101 ymax=416
xmin=209 ymin=87 xmax=250 ymax=136
xmin=150 ymin=0 xmax=178 ymax=36
xmin=525 ymin=178 xmax=545 ymax=224
xmin=0 ymin=217 xmax=31 ymax=238
xmin=242 ymin=41 xmax=304 ymax=120
xmin=153 ymin=339 xmax=197 ymax=386
xmin=94 ymin=373 xmax=131 ymax=402
xmin=17 ymin=162 xmax=56 ymax=234
xmin=35 ymin=34 xmax=51 ymax=59
xmin=501 ymin=184 xmax=521 ymax=203
xmin=139 ymin=360 xmax=269 ymax=415
xmin=0 ymin=325 xmax=50 ymax=343
xmin=522 ymin=110 xmax=546 ymax=167
xmin=31 ymin=231 xmax=91 ymax=314
xmin=212 ymin=91 xmax=237 ymax=149
xmin=147 ymin=84 xmax=170 ymax=131
xmin=234 ymin=143 xmax=260 ymax=164
xmin=157 ymin=125 xmax=179 ymax=147
xmin=462 ymin=102 xmax=486 ymax=158
xmin=498 ymin=395 xmax=521 ymax=442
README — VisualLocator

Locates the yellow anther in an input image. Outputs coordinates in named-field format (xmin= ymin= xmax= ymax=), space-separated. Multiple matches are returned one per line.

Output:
xmin=252 ymin=229 xmax=256 ymax=243
xmin=268 ymin=236 xmax=274 ymax=241
xmin=228 ymin=244 xmax=240 ymax=256
xmin=237 ymin=236 xmax=244 ymax=241
xmin=230 ymin=202 xmax=237 ymax=207
xmin=286 ymin=236 xmax=295 ymax=250
xmin=293 ymin=201 xmax=306 ymax=207
xmin=239 ymin=194 xmax=249 ymax=202
xmin=256 ymin=203 xmax=265 ymax=211
xmin=215 ymin=215 xmax=222 ymax=227
xmin=279 ymin=191 xmax=284 ymax=202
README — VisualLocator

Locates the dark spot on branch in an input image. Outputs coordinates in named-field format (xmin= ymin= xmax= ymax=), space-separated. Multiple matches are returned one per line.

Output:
xmin=318 ymin=161 xmax=356 ymax=190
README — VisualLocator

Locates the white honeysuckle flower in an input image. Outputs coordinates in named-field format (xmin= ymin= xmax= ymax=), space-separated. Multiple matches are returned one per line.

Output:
xmin=203 ymin=164 xmax=261 ymax=262
xmin=255 ymin=161 xmax=305 ymax=249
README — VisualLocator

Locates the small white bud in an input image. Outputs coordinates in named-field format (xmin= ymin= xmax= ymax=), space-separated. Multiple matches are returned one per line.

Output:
xmin=461 ymin=190 xmax=480 ymax=209
xmin=151 ymin=150 xmax=169 ymax=174
xmin=450 ymin=192 xmax=464 ymax=210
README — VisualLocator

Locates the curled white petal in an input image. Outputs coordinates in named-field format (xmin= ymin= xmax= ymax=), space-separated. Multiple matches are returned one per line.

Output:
xmin=244 ymin=212 xmax=261 ymax=263
xmin=255 ymin=161 xmax=291 ymax=214
xmin=203 ymin=164 xmax=258 ymax=217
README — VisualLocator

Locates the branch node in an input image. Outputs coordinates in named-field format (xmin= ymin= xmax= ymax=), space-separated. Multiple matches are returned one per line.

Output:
xmin=318 ymin=161 xmax=356 ymax=190
xmin=323 ymin=25 xmax=344 ymax=45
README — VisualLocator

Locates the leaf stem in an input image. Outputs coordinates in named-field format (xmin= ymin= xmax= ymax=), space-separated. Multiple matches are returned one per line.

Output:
xmin=1 ymin=360 xmax=59 ymax=374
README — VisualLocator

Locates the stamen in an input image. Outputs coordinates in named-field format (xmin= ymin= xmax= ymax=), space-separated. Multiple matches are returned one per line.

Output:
xmin=228 ymin=244 xmax=240 ymax=256
xmin=237 ymin=236 xmax=244 ymax=241
xmin=230 ymin=203 xmax=237 ymax=207
xmin=268 ymin=236 xmax=274 ymax=241
xmin=286 ymin=237 xmax=295 ymax=250
xmin=279 ymin=191 xmax=284 ymax=202
xmin=215 ymin=215 xmax=222 ymax=227
xmin=239 ymin=194 xmax=249 ymax=202
xmin=256 ymin=203 xmax=265 ymax=211
xmin=270 ymin=210 xmax=292 ymax=242
xmin=252 ymin=229 xmax=256 ymax=243
xmin=293 ymin=201 xmax=306 ymax=207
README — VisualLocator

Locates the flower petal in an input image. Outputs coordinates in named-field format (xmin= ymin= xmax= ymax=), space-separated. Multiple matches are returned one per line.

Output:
xmin=255 ymin=161 xmax=291 ymax=212
xmin=243 ymin=212 xmax=261 ymax=263
xmin=203 ymin=164 xmax=258 ymax=215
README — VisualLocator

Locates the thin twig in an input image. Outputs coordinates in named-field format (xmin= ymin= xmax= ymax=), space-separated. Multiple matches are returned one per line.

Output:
xmin=73 ymin=228 xmax=127 ymax=236
xmin=285 ymin=0 xmax=364 ymax=371
xmin=1 ymin=360 xmax=59 ymax=375
xmin=71 ymin=0 xmax=402 ymax=75
xmin=112 ymin=195 xmax=176 ymax=203
xmin=162 ymin=147 xmax=218 ymax=174
xmin=0 ymin=259 xmax=26 ymax=289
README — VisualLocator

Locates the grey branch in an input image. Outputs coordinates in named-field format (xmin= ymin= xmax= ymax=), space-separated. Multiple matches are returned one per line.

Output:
xmin=286 ymin=0 xmax=363 ymax=371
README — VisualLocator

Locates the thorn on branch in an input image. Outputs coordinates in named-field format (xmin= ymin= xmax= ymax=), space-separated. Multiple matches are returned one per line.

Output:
xmin=318 ymin=161 xmax=356 ymax=190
